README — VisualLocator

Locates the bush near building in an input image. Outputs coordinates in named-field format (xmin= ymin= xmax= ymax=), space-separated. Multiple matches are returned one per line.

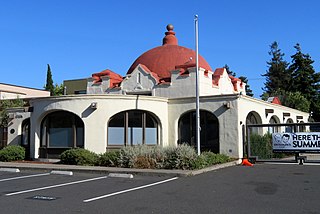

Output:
xmin=60 ymin=148 xmax=98 ymax=166
xmin=249 ymin=133 xmax=289 ymax=159
xmin=60 ymin=145 xmax=231 ymax=170
xmin=0 ymin=145 xmax=25 ymax=162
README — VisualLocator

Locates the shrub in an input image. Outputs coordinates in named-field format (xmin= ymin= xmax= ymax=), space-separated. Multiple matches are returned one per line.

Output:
xmin=191 ymin=152 xmax=230 ymax=169
xmin=0 ymin=145 xmax=25 ymax=162
xmin=97 ymin=150 xmax=120 ymax=167
xmin=249 ymin=133 xmax=296 ymax=159
xmin=202 ymin=152 xmax=230 ymax=165
xmin=59 ymin=145 xmax=231 ymax=170
xmin=133 ymin=155 xmax=156 ymax=169
xmin=163 ymin=144 xmax=197 ymax=170
xmin=60 ymin=148 xmax=98 ymax=166
xmin=190 ymin=154 xmax=208 ymax=169
xmin=118 ymin=145 xmax=156 ymax=168
xmin=250 ymin=133 xmax=273 ymax=159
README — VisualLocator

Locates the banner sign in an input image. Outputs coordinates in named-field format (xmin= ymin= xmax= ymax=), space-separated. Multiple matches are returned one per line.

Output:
xmin=272 ymin=132 xmax=320 ymax=152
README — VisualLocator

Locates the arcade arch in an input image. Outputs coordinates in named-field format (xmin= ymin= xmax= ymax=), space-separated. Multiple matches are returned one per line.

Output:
xmin=178 ymin=110 xmax=219 ymax=153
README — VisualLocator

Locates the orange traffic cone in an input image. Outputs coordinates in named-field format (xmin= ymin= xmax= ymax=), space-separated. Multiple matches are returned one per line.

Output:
xmin=242 ymin=158 xmax=253 ymax=166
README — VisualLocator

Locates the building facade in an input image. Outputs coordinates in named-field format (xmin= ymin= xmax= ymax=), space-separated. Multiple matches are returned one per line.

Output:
xmin=6 ymin=24 xmax=309 ymax=160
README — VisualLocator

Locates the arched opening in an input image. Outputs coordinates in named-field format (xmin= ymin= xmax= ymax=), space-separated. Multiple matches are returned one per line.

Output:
xmin=246 ymin=111 xmax=262 ymax=134
xmin=21 ymin=119 xmax=30 ymax=160
xmin=268 ymin=116 xmax=280 ymax=133
xmin=285 ymin=118 xmax=294 ymax=132
xmin=40 ymin=111 xmax=84 ymax=158
xmin=108 ymin=110 xmax=159 ymax=146
xmin=178 ymin=110 xmax=219 ymax=153
xmin=298 ymin=121 xmax=306 ymax=132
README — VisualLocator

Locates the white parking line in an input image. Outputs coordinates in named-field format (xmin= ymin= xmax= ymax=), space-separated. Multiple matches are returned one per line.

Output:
xmin=6 ymin=176 xmax=107 ymax=196
xmin=263 ymin=162 xmax=320 ymax=166
xmin=0 ymin=173 xmax=51 ymax=182
xmin=83 ymin=177 xmax=178 ymax=203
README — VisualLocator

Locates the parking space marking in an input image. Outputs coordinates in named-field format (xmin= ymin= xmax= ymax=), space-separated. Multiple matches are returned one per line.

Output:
xmin=264 ymin=162 xmax=320 ymax=166
xmin=83 ymin=177 xmax=178 ymax=203
xmin=5 ymin=176 xmax=107 ymax=196
xmin=0 ymin=173 xmax=51 ymax=182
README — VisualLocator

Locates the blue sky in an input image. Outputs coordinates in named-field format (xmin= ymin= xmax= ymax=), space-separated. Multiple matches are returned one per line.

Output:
xmin=1 ymin=0 xmax=319 ymax=98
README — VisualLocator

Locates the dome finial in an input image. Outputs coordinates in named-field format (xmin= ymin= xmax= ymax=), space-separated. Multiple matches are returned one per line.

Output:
xmin=166 ymin=24 xmax=174 ymax=31
xmin=163 ymin=24 xmax=178 ymax=45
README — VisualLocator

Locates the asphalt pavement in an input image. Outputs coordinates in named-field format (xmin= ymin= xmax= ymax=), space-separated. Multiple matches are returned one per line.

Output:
xmin=1 ymin=162 xmax=320 ymax=214
xmin=0 ymin=159 xmax=241 ymax=177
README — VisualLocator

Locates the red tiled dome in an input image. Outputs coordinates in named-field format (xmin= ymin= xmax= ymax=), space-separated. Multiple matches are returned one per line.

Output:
xmin=127 ymin=24 xmax=212 ymax=81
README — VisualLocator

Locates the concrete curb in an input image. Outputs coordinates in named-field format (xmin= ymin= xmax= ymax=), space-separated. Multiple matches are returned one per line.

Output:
xmin=51 ymin=170 xmax=73 ymax=176
xmin=0 ymin=159 xmax=241 ymax=177
xmin=0 ymin=168 xmax=20 ymax=173
xmin=108 ymin=173 xmax=134 ymax=179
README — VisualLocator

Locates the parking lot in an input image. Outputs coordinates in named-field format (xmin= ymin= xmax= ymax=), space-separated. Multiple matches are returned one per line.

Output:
xmin=0 ymin=169 xmax=178 ymax=213
xmin=1 ymin=163 xmax=320 ymax=214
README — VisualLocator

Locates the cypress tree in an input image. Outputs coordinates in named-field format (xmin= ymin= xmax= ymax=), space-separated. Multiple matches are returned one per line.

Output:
xmin=45 ymin=64 xmax=54 ymax=96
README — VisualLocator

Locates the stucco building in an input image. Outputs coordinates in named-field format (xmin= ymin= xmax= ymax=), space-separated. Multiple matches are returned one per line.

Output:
xmin=6 ymin=24 xmax=309 ymax=160
xmin=0 ymin=83 xmax=50 ymax=100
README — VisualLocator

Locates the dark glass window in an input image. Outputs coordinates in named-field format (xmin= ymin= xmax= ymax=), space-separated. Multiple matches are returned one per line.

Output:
xmin=41 ymin=111 xmax=84 ymax=148
xmin=178 ymin=110 xmax=219 ymax=153
xmin=108 ymin=110 xmax=158 ymax=146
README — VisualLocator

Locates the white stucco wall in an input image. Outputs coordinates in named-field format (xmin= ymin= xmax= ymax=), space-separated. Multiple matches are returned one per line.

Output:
xmin=29 ymin=95 xmax=168 ymax=158
xmin=88 ymin=66 xmax=244 ymax=100
xmin=6 ymin=108 xmax=30 ymax=146
xmin=168 ymin=94 xmax=241 ymax=158
xmin=238 ymin=95 xmax=309 ymax=124
xmin=238 ymin=95 xmax=310 ymax=136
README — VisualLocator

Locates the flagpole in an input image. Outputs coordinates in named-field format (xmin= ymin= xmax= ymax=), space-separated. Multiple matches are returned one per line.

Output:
xmin=195 ymin=15 xmax=201 ymax=156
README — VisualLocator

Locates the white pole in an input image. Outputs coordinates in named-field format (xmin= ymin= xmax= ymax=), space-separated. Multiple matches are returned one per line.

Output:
xmin=195 ymin=15 xmax=201 ymax=156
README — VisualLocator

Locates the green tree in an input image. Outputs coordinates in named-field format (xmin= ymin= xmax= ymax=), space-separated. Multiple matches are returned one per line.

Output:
xmin=288 ymin=43 xmax=320 ymax=100
xmin=239 ymin=76 xmax=254 ymax=97
xmin=224 ymin=64 xmax=236 ymax=77
xmin=44 ymin=64 xmax=64 ymax=96
xmin=288 ymin=43 xmax=320 ymax=121
xmin=53 ymin=83 xmax=65 ymax=96
xmin=0 ymin=98 xmax=25 ymax=128
xmin=45 ymin=64 xmax=54 ymax=96
xmin=261 ymin=89 xmax=310 ymax=112
xmin=262 ymin=41 xmax=290 ymax=94
xmin=224 ymin=64 xmax=254 ymax=97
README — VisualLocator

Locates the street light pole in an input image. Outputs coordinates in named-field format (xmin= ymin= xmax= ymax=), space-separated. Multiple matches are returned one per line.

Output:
xmin=195 ymin=15 xmax=201 ymax=156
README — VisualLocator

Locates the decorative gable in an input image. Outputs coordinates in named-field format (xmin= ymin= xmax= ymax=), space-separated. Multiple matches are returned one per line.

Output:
xmin=120 ymin=64 xmax=159 ymax=94
xmin=212 ymin=68 xmax=234 ymax=94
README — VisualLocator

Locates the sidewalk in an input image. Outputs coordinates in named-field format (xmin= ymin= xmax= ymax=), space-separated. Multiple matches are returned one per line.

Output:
xmin=0 ymin=159 xmax=241 ymax=177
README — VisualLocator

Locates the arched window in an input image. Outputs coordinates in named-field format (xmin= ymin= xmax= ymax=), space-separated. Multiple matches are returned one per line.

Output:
xmin=268 ymin=116 xmax=280 ymax=133
xmin=246 ymin=111 xmax=262 ymax=134
xmin=298 ymin=121 xmax=306 ymax=132
xmin=285 ymin=118 xmax=294 ymax=132
xmin=40 ymin=111 xmax=84 ymax=158
xmin=108 ymin=110 xmax=158 ymax=146
xmin=178 ymin=110 xmax=219 ymax=153
xmin=21 ymin=119 xmax=30 ymax=159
